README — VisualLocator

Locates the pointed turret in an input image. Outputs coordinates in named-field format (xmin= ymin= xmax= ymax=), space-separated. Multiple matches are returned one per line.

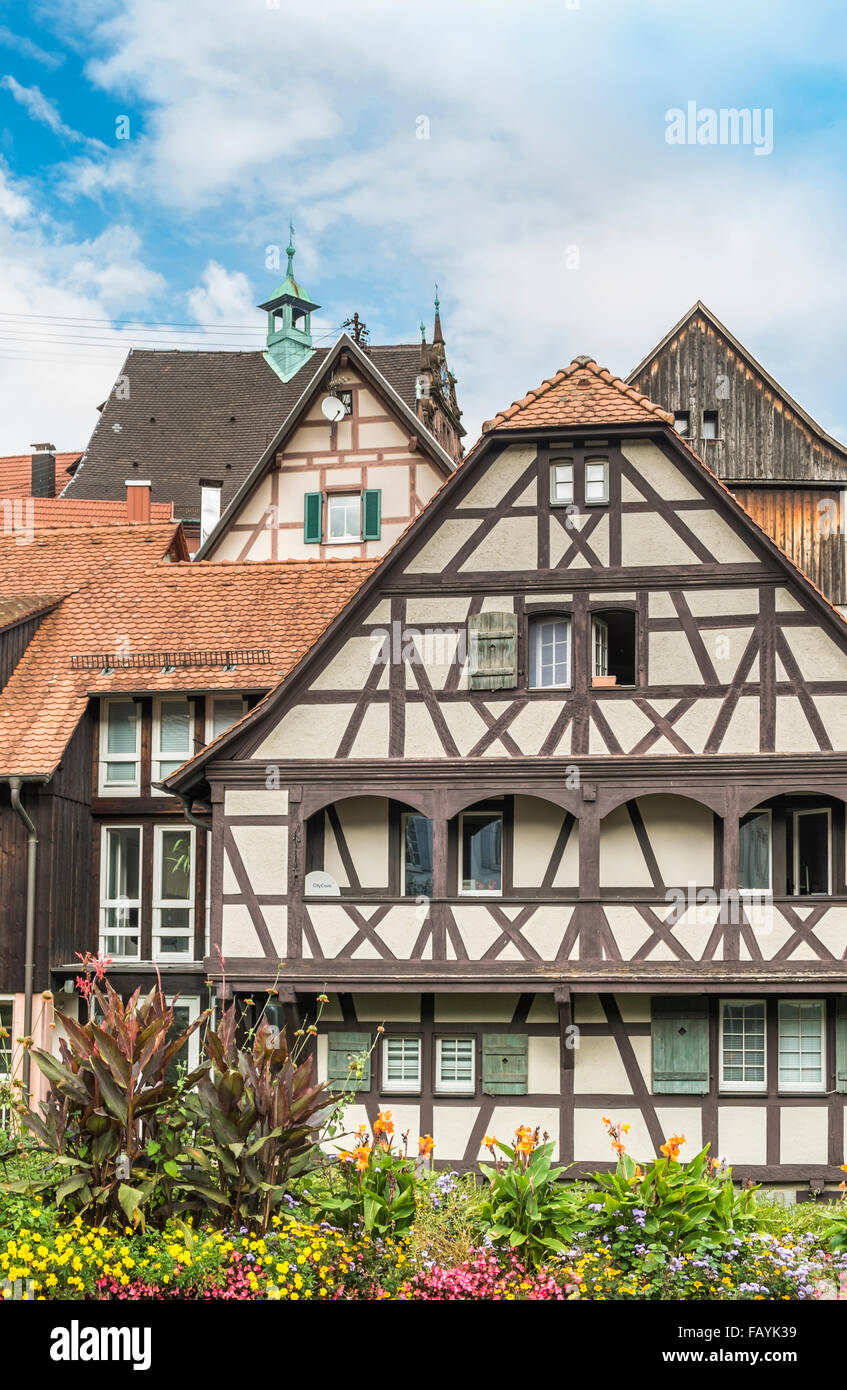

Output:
xmin=259 ymin=224 xmax=320 ymax=382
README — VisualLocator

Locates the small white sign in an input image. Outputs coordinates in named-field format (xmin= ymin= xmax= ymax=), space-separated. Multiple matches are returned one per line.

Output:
xmin=305 ymin=871 xmax=341 ymax=897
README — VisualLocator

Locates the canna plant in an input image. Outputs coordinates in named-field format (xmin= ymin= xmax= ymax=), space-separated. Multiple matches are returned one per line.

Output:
xmin=312 ymin=1112 xmax=433 ymax=1235
xmin=185 ymin=1002 xmax=329 ymax=1235
xmin=7 ymin=974 xmax=209 ymax=1229
xmin=477 ymin=1127 xmax=583 ymax=1261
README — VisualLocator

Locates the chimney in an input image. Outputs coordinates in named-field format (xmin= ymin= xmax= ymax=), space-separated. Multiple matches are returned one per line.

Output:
xmin=126 ymin=479 xmax=152 ymax=523
xmin=29 ymin=442 xmax=56 ymax=498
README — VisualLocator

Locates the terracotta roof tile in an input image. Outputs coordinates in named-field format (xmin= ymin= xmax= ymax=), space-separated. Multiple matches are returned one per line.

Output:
xmin=0 ymin=556 xmax=376 ymax=776
xmin=0 ymin=453 xmax=81 ymax=499
xmin=484 ymin=357 xmax=674 ymax=432
xmin=23 ymin=498 xmax=174 ymax=525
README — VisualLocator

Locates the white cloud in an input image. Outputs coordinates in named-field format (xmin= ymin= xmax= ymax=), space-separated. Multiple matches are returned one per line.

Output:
xmin=186 ymin=261 xmax=257 ymax=327
xmin=0 ymin=75 xmax=106 ymax=151
xmin=0 ymin=27 xmax=64 ymax=70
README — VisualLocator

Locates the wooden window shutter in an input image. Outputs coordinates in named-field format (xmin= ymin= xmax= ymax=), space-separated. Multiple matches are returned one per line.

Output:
xmin=362 ymin=489 xmax=382 ymax=541
xmin=836 ymin=998 xmax=847 ymax=1094
xmin=481 ymin=1034 xmax=528 ymax=1095
xmin=327 ymin=1031 xmax=371 ymax=1092
xmin=468 ymin=611 xmax=518 ymax=691
xmin=304 ymin=491 xmax=323 ymax=544
xmin=651 ymin=997 xmax=709 ymax=1094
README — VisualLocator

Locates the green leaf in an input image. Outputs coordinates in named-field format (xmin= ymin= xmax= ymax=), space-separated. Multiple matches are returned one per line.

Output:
xmin=117 ymin=1183 xmax=145 ymax=1223
xmin=56 ymin=1173 xmax=91 ymax=1207
xmin=164 ymin=1160 xmax=180 ymax=1179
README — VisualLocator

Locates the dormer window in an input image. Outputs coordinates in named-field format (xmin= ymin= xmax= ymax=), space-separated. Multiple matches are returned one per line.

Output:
xmin=550 ymin=461 xmax=574 ymax=505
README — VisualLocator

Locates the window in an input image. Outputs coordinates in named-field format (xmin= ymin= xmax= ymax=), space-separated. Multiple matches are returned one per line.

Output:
xmin=153 ymin=826 xmax=195 ymax=960
xmin=738 ymin=808 xmax=772 ymax=894
xmin=327 ymin=493 xmax=361 ymax=543
xmin=591 ymin=610 xmax=636 ymax=686
xmin=778 ymin=1000 xmax=825 ymax=1092
xmin=153 ymin=698 xmax=193 ymax=782
xmin=100 ymin=826 xmax=142 ymax=959
xmin=529 ymin=616 xmax=571 ymax=689
xmin=702 ymin=411 xmax=719 ymax=441
xmin=720 ymin=1000 xmax=766 ymax=1093
xmin=200 ymin=482 xmax=222 ymax=544
xmin=437 ymin=1037 xmax=475 ymax=1094
xmin=337 ymin=390 xmax=353 ymax=415
xmin=99 ymin=698 xmax=140 ymax=794
xmin=673 ymin=411 xmax=690 ymax=437
xmin=550 ymin=461 xmax=574 ymax=505
xmin=789 ymin=808 xmax=831 ymax=896
xmin=207 ymin=696 xmax=247 ymax=743
xmin=403 ymin=813 xmax=433 ymax=897
xmin=460 ymin=810 xmax=502 ymax=895
xmin=165 ymin=995 xmax=201 ymax=1083
xmin=382 ymin=1036 xmax=421 ymax=1092
xmin=584 ymin=457 xmax=609 ymax=504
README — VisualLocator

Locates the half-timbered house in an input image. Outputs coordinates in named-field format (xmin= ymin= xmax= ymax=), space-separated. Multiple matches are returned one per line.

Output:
xmin=165 ymin=356 xmax=847 ymax=1196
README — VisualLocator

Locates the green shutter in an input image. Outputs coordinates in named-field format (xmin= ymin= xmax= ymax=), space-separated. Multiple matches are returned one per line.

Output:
xmin=482 ymin=1034 xmax=528 ymax=1095
xmin=468 ymin=611 xmax=518 ymax=691
xmin=304 ymin=491 xmax=323 ymax=544
xmin=362 ymin=489 xmax=381 ymax=541
xmin=327 ymin=1031 xmax=371 ymax=1092
xmin=836 ymin=998 xmax=847 ymax=1094
xmin=652 ymin=997 xmax=709 ymax=1094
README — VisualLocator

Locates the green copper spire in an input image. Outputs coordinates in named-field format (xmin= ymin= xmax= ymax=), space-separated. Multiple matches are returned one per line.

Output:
xmin=258 ymin=224 xmax=320 ymax=382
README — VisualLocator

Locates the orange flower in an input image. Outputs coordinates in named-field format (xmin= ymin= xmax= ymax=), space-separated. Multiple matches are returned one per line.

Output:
xmin=418 ymin=1134 xmax=434 ymax=1157
xmin=515 ymin=1125 xmax=535 ymax=1155
xmin=374 ymin=1110 xmax=394 ymax=1137
xmin=482 ymin=1134 xmax=497 ymax=1149
xmin=841 ymin=1163 xmax=847 ymax=1173
xmin=353 ymin=1144 xmax=371 ymax=1172
xmin=660 ymin=1133 xmax=686 ymax=1161
xmin=621 ymin=1124 xmax=631 ymax=1134
xmin=601 ymin=1116 xmax=611 ymax=1126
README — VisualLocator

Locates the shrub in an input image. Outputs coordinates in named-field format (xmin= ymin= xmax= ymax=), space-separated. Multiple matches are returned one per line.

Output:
xmin=307 ymin=1112 xmax=433 ymax=1236
xmin=397 ymin=1249 xmax=570 ymax=1300
xmin=477 ymin=1126 xmax=587 ymax=1261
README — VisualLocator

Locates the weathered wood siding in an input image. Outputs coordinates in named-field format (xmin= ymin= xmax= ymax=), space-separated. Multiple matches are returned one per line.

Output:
xmin=733 ymin=487 xmax=846 ymax=605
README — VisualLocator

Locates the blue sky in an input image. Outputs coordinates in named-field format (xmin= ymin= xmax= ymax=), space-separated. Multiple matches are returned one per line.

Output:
xmin=1 ymin=0 xmax=847 ymax=452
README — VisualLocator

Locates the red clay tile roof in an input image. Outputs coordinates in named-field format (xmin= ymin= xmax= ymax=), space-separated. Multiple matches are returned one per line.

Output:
xmin=0 ymin=522 xmax=185 ymax=602
xmin=23 ymin=498 xmax=174 ymax=525
xmin=0 ymin=452 xmax=81 ymax=498
xmin=0 ymin=595 xmax=64 ymax=632
xmin=484 ymin=356 xmax=674 ymax=431
xmin=0 ymin=557 xmax=376 ymax=776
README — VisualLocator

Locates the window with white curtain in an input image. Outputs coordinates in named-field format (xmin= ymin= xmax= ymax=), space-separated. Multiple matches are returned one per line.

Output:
xmin=99 ymin=698 xmax=140 ymax=794
xmin=153 ymin=697 xmax=193 ymax=782
xmin=382 ymin=1036 xmax=422 ymax=1092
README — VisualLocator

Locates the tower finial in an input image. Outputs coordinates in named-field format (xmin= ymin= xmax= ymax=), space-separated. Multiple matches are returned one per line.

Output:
xmin=432 ymin=282 xmax=444 ymax=346
xmin=420 ymin=320 xmax=426 ymax=342
xmin=286 ymin=219 xmax=295 ymax=275
xmin=434 ymin=281 xmax=440 ymax=312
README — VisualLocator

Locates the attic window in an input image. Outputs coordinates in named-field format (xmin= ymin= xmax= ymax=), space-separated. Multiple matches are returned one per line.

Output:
xmin=702 ymin=410 xmax=719 ymax=440
xmin=592 ymin=609 xmax=636 ymax=687
xmin=337 ymin=390 xmax=352 ymax=415
xmin=200 ymin=481 xmax=222 ymax=545
xmin=584 ymin=458 xmax=609 ymax=505
xmin=673 ymin=411 xmax=690 ymax=437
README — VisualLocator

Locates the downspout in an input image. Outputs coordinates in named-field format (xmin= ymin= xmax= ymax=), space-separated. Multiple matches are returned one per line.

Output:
xmin=7 ymin=777 xmax=37 ymax=1095
xmin=152 ymin=782 xmax=212 ymax=834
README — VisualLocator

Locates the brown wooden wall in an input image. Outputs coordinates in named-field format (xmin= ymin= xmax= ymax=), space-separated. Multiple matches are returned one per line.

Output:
xmin=631 ymin=317 xmax=847 ymax=485
xmin=0 ymin=613 xmax=47 ymax=692
xmin=732 ymin=486 xmax=846 ymax=605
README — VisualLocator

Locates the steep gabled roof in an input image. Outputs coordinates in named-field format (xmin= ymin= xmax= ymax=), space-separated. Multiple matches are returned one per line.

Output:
xmin=61 ymin=341 xmax=437 ymax=520
xmin=195 ymin=331 xmax=457 ymax=560
xmin=14 ymin=498 xmax=174 ymax=526
xmin=0 ymin=557 xmax=376 ymax=777
xmin=626 ymin=300 xmax=847 ymax=466
xmin=483 ymin=356 xmax=674 ymax=432
xmin=0 ymin=521 xmax=186 ymax=600
xmin=164 ymin=352 xmax=847 ymax=794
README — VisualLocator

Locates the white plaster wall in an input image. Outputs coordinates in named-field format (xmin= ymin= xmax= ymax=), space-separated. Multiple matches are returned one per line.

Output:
xmin=718 ymin=1106 xmax=767 ymax=1166
xmin=779 ymin=1107 xmax=829 ymax=1165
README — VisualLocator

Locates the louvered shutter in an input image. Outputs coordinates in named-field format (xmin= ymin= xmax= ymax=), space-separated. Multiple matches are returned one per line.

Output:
xmin=362 ymin=489 xmax=382 ymax=541
xmin=304 ymin=492 xmax=323 ymax=544
xmin=836 ymin=998 xmax=847 ymax=1094
xmin=468 ymin=611 xmax=518 ymax=691
xmin=481 ymin=1034 xmax=528 ymax=1095
xmin=327 ymin=1031 xmax=371 ymax=1092
xmin=652 ymin=997 xmax=709 ymax=1094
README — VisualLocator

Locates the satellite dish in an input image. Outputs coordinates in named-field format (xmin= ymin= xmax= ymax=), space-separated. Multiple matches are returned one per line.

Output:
xmin=321 ymin=395 xmax=347 ymax=423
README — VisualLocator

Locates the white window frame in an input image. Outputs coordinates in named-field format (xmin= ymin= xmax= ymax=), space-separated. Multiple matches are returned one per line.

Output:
xmin=778 ymin=999 xmax=826 ymax=1094
xmin=382 ymin=1035 xmax=422 ymax=1093
xmin=459 ymin=810 xmax=503 ymax=897
xmin=792 ymin=807 xmax=832 ymax=897
xmin=738 ymin=806 xmax=773 ymax=896
xmin=436 ymin=1036 xmax=475 ymax=1094
xmin=326 ymin=492 xmax=362 ymax=544
xmin=99 ymin=697 xmax=141 ymax=796
xmin=550 ymin=460 xmax=574 ymax=506
xmin=165 ymin=995 xmax=201 ymax=1071
xmin=592 ymin=616 xmax=609 ymax=678
xmin=584 ymin=457 xmax=609 ymax=505
xmin=529 ymin=615 xmax=571 ymax=690
xmin=153 ymin=825 xmax=196 ymax=962
xmin=205 ymin=695 xmax=247 ymax=744
xmin=152 ymin=696 xmax=194 ymax=784
xmin=99 ymin=824 xmax=143 ymax=961
xmin=719 ymin=998 xmax=767 ymax=1094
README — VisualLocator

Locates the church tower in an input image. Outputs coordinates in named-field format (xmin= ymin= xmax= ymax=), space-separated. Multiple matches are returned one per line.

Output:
xmin=416 ymin=286 xmax=464 ymax=461
xmin=260 ymin=228 xmax=320 ymax=382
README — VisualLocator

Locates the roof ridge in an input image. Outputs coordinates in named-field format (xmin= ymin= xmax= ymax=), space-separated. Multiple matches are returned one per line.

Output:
xmin=486 ymin=356 xmax=674 ymax=430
